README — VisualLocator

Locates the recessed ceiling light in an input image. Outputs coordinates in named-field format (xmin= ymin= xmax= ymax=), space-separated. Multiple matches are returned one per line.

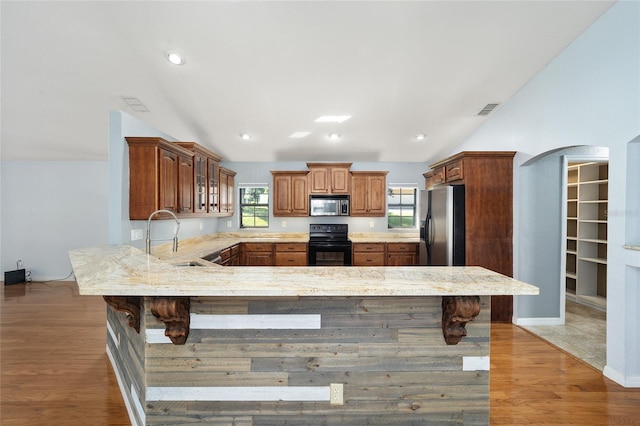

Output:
xmin=290 ymin=131 xmax=311 ymax=138
xmin=239 ymin=133 xmax=252 ymax=140
xmin=328 ymin=133 xmax=341 ymax=141
xmin=414 ymin=134 xmax=427 ymax=141
xmin=166 ymin=51 xmax=185 ymax=65
xmin=315 ymin=115 xmax=351 ymax=124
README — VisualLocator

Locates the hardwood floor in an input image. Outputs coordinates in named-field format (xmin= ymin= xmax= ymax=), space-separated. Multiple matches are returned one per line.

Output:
xmin=2 ymin=282 xmax=639 ymax=425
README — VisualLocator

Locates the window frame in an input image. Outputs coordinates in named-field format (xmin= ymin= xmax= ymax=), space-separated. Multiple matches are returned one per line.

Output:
xmin=387 ymin=186 xmax=418 ymax=229
xmin=239 ymin=186 xmax=270 ymax=229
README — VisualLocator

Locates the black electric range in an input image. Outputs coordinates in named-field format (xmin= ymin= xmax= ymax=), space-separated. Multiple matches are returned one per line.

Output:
xmin=308 ymin=224 xmax=352 ymax=266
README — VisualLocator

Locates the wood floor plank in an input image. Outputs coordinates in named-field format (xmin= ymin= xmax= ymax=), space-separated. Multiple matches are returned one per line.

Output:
xmin=2 ymin=282 xmax=640 ymax=425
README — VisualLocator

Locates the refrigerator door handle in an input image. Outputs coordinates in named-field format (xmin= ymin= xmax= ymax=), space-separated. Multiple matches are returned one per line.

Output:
xmin=427 ymin=217 xmax=435 ymax=246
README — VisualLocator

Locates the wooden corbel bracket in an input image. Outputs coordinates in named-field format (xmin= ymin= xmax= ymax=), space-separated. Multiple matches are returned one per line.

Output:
xmin=441 ymin=296 xmax=481 ymax=345
xmin=149 ymin=297 xmax=191 ymax=345
xmin=103 ymin=296 xmax=142 ymax=333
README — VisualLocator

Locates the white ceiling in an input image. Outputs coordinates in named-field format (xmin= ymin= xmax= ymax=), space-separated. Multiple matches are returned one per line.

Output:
xmin=1 ymin=1 xmax=614 ymax=163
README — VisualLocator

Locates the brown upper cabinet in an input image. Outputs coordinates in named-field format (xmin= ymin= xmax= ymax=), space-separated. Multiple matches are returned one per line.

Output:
xmin=350 ymin=171 xmax=388 ymax=217
xmin=431 ymin=166 xmax=446 ymax=186
xmin=271 ymin=171 xmax=309 ymax=217
xmin=127 ymin=137 xmax=234 ymax=219
xmin=219 ymin=166 xmax=236 ymax=216
xmin=126 ymin=137 xmax=195 ymax=220
xmin=175 ymin=142 xmax=223 ymax=215
xmin=426 ymin=151 xmax=516 ymax=322
xmin=307 ymin=163 xmax=352 ymax=194
xmin=423 ymin=171 xmax=434 ymax=191
xmin=207 ymin=158 xmax=220 ymax=213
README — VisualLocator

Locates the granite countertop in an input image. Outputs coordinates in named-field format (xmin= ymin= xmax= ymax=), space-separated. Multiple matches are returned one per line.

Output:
xmin=349 ymin=232 xmax=421 ymax=243
xmin=151 ymin=232 xmax=309 ymax=264
xmin=68 ymin=244 xmax=539 ymax=298
xmin=152 ymin=232 xmax=422 ymax=265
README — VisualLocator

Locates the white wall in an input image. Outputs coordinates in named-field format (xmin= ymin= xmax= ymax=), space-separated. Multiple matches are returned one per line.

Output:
xmin=1 ymin=161 xmax=108 ymax=280
xmin=453 ymin=1 xmax=640 ymax=387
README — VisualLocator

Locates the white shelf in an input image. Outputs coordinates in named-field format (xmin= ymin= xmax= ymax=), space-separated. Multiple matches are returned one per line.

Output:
xmin=581 ymin=238 xmax=607 ymax=244
xmin=578 ymin=179 xmax=608 ymax=185
xmin=579 ymin=257 xmax=607 ymax=265
xmin=565 ymin=161 xmax=608 ymax=310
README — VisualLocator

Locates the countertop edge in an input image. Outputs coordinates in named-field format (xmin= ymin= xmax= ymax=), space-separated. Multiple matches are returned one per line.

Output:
xmin=69 ymin=245 xmax=540 ymax=298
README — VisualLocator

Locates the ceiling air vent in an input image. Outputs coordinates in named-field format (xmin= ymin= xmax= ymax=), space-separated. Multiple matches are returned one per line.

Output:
xmin=121 ymin=96 xmax=149 ymax=112
xmin=477 ymin=103 xmax=499 ymax=116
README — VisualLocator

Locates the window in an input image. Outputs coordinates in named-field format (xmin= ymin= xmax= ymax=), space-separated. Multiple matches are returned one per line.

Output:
xmin=387 ymin=186 xmax=417 ymax=228
xmin=240 ymin=186 xmax=269 ymax=228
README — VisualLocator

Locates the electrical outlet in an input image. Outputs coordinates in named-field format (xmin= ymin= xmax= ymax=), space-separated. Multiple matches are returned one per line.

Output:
xmin=282 ymin=221 xmax=287 ymax=228
xmin=329 ymin=383 xmax=343 ymax=405
xmin=199 ymin=222 xmax=204 ymax=231
xmin=227 ymin=220 xmax=232 ymax=228
xmin=369 ymin=221 xmax=375 ymax=228
xmin=131 ymin=229 xmax=143 ymax=241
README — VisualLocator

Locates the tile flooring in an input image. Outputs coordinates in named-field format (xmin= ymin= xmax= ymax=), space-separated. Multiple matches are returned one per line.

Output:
xmin=520 ymin=300 xmax=606 ymax=371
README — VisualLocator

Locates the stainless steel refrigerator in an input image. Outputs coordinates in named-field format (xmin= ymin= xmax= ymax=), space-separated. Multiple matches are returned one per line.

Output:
xmin=418 ymin=186 xmax=465 ymax=266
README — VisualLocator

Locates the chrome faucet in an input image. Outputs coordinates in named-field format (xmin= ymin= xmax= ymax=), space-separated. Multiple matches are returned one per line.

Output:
xmin=146 ymin=209 xmax=180 ymax=254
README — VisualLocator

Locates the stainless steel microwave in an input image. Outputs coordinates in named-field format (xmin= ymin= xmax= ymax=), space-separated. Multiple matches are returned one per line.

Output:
xmin=309 ymin=195 xmax=350 ymax=216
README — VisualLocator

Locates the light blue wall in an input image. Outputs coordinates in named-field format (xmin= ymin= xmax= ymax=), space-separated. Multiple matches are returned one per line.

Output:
xmin=1 ymin=161 xmax=109 ymax=280
xmin=453 ymin=1 xmax=640 ymax=386
xmin=517 ymin=146 xmax=608 ymax=319
xmin=227 ymin=161 xmax=425 ymax=234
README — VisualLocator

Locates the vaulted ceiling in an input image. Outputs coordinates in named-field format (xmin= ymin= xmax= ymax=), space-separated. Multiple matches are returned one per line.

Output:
xmin=1 ymin=1 xmax=614 ymax=163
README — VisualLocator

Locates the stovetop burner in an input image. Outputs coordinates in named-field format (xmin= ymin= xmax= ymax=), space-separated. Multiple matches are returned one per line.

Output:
xmin=309 ymin=224 xmax=350 ymax=242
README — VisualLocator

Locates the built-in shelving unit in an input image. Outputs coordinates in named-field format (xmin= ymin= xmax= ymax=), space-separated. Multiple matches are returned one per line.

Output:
xmin=565 ymin=161 xmax=608 ymax=311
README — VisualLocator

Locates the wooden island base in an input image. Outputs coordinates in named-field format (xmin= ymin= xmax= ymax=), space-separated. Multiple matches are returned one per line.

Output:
xmin=107 ymin=295 xmax=491 ymax=425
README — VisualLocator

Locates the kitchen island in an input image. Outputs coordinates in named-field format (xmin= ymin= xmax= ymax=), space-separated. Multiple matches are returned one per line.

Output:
xmin=69 ymin=244 xmax=538 ymax=425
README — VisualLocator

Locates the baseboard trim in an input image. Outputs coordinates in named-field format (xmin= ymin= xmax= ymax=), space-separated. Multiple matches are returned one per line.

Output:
xmin=604 ymin=365 xmax=640 ymax=388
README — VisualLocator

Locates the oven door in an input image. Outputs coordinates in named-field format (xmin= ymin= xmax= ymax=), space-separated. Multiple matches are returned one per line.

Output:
xmin=308 ymin=242 xmax=352 ymax=266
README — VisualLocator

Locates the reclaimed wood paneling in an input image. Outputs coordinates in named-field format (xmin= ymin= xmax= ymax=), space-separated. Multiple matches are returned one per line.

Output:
xmin=107 ymin=296 xmax=492 ymax=424
xmin=106 ymin=305 xmax=146 ymax=425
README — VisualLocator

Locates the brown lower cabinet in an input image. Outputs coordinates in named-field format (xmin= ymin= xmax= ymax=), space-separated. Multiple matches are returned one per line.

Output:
xmin=353 ymin=242 xmax=420 ymax=266
xmin=227 ymin=241 xmax=419 ymax=268
xmin=241 ymin=243 xmax=274 ymax=266
xmin=352 ymin=243 xmax=386 ymax=266
xmin=386 ymin=243 xmax=419 ymax=266
xmin=274 ymin=243 xmax=308 ymax=266
xmin=220 ymin=244 xmax=240 ymax=266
